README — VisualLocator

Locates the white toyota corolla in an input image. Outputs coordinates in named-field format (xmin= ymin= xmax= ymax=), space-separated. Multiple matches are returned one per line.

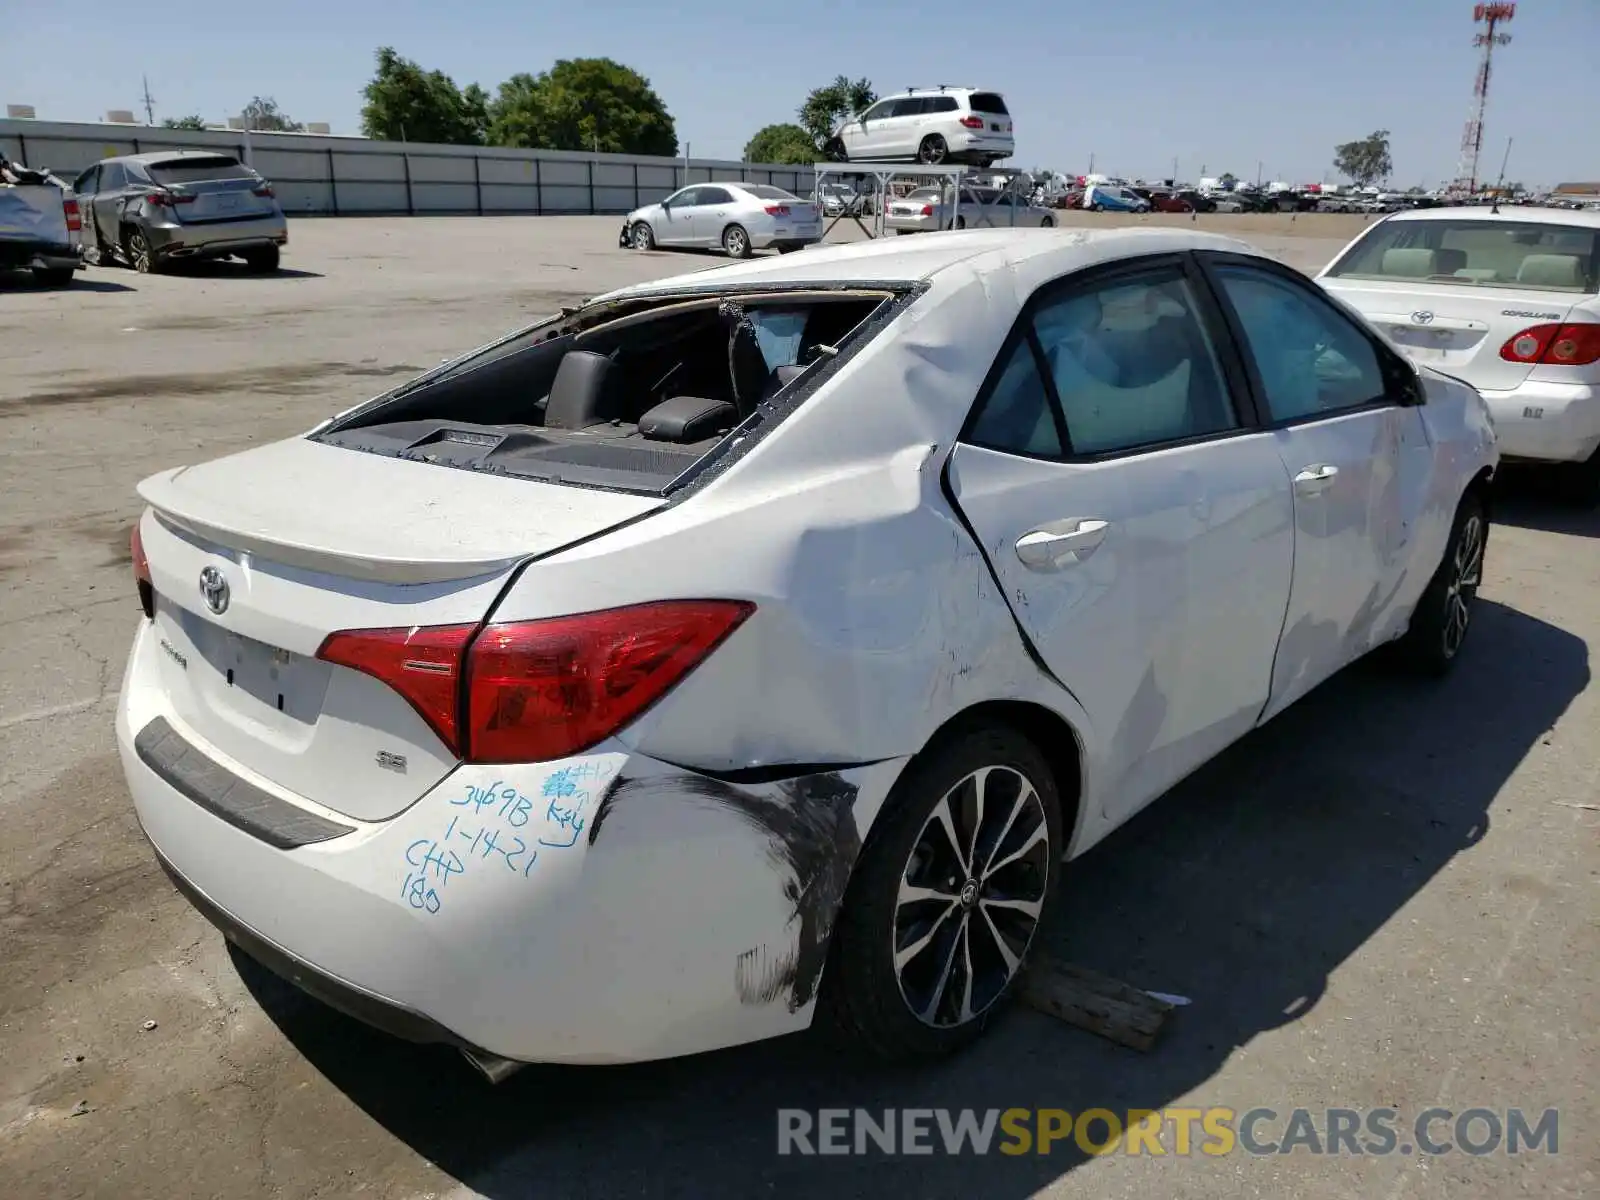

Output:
xmin=117 ymin=228 xmax=1497 ymax=1080
xmin=1317 ymin=206 xmax=1600 ymax=501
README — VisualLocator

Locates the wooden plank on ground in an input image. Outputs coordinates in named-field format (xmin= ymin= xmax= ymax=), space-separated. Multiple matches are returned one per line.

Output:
xmin=1019 ymin=958 xmax=1177 ymax=1052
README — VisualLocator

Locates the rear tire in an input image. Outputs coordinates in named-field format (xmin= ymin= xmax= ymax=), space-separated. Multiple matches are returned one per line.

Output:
xmin=722 ymin=224 xmax=752 ymax=259
xmin=821 ymin=725 xmax=1064 ymax=1061
xmin=1039 ymin=215 xmax=1055 ymax=228
xmin=916 ymin=135 xmax=949 ymax=165
xmin=1390 ymin=490 xmax=1487 ymax=676
xmin=31 ymin=265 xmax=75 ymax=287
xmin=242 ymin=245 xmax=280 ymax=273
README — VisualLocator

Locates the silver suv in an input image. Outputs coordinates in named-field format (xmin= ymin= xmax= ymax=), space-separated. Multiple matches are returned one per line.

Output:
xmin=827 ymin=87 xmax=1014 ymax=167
xmin=71 ymin=150 xmax=288 ymax=274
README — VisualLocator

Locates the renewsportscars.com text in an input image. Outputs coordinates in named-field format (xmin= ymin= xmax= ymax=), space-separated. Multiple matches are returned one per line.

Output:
xmin=776 ymin=1107 xmax=1560 ymax=1157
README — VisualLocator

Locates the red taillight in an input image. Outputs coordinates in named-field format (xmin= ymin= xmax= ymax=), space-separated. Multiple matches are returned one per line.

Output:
xmin=1499 ymin=323 xmax=1600 ymax=367
xmin=63 ymin=197 xmax=82 ymax=233
xmin=148 ymin=191 xmax=194 ymax=208
xmin=131 ymin=523 xmax=154 ymax=619
xmin=465 ymin=600 xmax=755 ymax=764
xmin=316 ymin=600 xmax=754 ymax=763
xmin=764 ymin=204 xmax=790 ymax=216
xmin=919 ymin=205 xmax=934 ymax=216
xmin=318 ymin=624 xmax=478 ymax=753
xmin=253 ymin=183 xmax=275 ymax=198
xmin=959 ymin=116 xmax=984 ymax=129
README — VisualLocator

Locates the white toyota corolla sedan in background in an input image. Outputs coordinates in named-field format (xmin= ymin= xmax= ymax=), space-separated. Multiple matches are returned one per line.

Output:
xmin=118 ymin=227 xmax=1496 ymax=1081
xmin=1317 ymin=206 xmax=1600 ymax=501
xmin=620 ymin=181 xmax=821 ymax=258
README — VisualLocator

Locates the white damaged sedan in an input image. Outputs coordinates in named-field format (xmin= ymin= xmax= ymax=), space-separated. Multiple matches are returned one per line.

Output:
xmin=118 ymin=228 xmax=1496 ymax=1079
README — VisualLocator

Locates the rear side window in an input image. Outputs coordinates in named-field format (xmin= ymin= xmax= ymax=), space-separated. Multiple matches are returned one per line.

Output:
xmin=927 ymin=96 xmax=959 ymax=113
xmin=1326 ymin=219 xmax=1600 ymax=293
xmin=968 ymin=93 xmax=1009 ymax=115
xmin=148 ymin=156 xmax=250 ymax=185
xmin=966 ymin=338 xmax=1063 ymax=458
xmin=964 ymin=268 xmax=1238 ymax=459
xmin=98 ymin=162 xmax=127 ymax=190
xmin=1033 ymin=271 xmax=1235 ymax=455
xmin=742 ymin=185 xmax=798 ymax=201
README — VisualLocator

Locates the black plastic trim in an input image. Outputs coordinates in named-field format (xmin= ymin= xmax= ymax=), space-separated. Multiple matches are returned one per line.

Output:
xmin=134 ymin=717 xmax=354 ymax=849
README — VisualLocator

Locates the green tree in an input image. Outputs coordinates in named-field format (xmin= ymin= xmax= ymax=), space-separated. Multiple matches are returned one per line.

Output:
xmin=743 ymin=123 xmax=817 ymax=165
xmin=360 ymin=47 xmax=488 ymax=145
xmin=798 ymin=76 xmax=876 ymax=159
xmin=1333 ymin=130 xmax=1393 ymax=188
xmin=488 ymin=58 xmax=677 ymax=156
xmin=161 ymin=115 xmax=207 ymax=131
xmin=240 ymin=96 xmax=304 ymax=132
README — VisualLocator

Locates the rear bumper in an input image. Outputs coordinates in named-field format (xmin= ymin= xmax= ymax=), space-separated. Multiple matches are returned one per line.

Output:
xmin=948 ymin=131 xmax=1014 ymax=160
xmin=116 ymin=617 xmax=901 ymax=1065
xmin=1478 ymin=380 xmax=1600 ymax=464
xmin=747 ymin=224 xmax=821 ymax=250
xmin=146 ymin=214 xmax=288 ymax=257
xmin=0 ymin=237 xmax=82 ymax=270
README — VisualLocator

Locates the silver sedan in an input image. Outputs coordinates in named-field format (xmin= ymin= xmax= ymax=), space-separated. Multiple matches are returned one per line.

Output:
xmin=621 ymin=183 xmax=822 ymax=258
xmin=885 ymin=186 xmax=1057 ymax=234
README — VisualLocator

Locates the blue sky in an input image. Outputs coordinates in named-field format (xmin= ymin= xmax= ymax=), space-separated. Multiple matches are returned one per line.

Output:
xmin=8 ymin=0 xmax=1597 ymax=186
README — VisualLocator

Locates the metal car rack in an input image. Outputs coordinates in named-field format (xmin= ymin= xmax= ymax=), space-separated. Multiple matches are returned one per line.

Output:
xmin=811 ymin=163 xmax=968 ymax=240
xmin=812 ymin=163 xmax=1042 ymax=240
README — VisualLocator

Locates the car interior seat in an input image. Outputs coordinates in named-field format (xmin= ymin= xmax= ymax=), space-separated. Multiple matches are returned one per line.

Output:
xmin=1517 ymin=254 xmax=1582 ymax=289
xmin=722 ymin=302 xmax=772 ymax=417
xmin=1380 ymin=247 xmax=1440 ymax=278
xmin=544 ymin=350 xmax=625 ymax=429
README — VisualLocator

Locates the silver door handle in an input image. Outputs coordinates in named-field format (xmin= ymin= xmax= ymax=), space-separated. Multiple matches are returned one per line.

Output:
xmin=1015 ymin=519 xmax=1110 ymax=570
xmin=1293 ymin=464 xmax=1339 ymax=494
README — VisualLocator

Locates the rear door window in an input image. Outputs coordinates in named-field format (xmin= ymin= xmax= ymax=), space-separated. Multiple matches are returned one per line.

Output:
xmin=698 ymin=186 xmax=735 ymax=206
xmin=969 ymin=93 xmax=1010 ymax=116
xmin=927 ymin=96 xmax=959 ymax=113
xmin=148 ymin=156 xmax=251 ymax=185
xmin=72 ymin=165 xmax=100 ymax=194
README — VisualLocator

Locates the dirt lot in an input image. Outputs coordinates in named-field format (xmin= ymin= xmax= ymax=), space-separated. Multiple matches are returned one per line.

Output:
xmin=0 ymin=214 xmax=1595 ymax=1200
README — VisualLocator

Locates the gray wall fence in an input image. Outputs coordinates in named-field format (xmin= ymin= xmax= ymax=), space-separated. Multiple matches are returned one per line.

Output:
xmin=0 ymin=119 xmax=817 ymax=217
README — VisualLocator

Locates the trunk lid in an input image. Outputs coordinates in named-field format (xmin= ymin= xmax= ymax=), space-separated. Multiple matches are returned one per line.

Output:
xmin=1321 ymin=278 xmax=1585 ymax=392
xmin=137 ymin=436 xmax=663 ymax=822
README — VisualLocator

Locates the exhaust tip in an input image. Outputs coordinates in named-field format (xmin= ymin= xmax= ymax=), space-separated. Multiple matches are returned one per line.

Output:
xmin=461 ymin=1047 xmax=526 ymax=1085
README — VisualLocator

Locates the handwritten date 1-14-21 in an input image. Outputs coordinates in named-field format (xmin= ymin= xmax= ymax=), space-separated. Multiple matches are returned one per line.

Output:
xmin=399 ymin=765 xmax=614 ymax=915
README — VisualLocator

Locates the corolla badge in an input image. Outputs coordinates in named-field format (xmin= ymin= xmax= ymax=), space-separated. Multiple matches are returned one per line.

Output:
xmin=1411 ymin=310 xmax=1434 ymax=325
xmin=198 ymin=566 xmax=230 ymax=615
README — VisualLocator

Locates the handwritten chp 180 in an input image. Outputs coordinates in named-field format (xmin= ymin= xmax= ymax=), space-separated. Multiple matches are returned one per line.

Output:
xmin=400 ymin=761 xmax=619 ymax=915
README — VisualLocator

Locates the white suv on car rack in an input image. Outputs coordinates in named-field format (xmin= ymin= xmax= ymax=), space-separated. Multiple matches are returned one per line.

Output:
xmin=828 ymin=87 xmax=1014 ymax=167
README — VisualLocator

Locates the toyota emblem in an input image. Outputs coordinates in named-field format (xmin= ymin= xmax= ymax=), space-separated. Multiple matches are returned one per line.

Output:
xmin=1411 ymin=310 xmax=1435 ymax=325
xmin=199 ymin=566 xmax=230 ymax=615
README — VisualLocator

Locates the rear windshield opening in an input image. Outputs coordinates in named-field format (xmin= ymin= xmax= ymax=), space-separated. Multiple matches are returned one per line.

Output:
xmin=969 ymin=93 xmax=1009 ymax=116
xmin=313 ymin=289 xmax=898 ymax=495
xmin=1327 ymin=219 xmax=1600 ymax=293
xmin=149 ymin=156 xmax=255 ymax=185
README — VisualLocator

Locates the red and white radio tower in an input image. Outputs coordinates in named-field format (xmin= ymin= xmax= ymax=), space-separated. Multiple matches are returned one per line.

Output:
xmin=1454 ymin=3 xmax=1515 ymax=194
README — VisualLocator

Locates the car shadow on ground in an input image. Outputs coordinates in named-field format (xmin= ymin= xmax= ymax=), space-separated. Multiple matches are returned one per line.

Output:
xmin=234 ymin=596 xmax=1586 ymax=1199
xmin=166 ymin=260 xmax=324 ymax=281
xmin=1491 ymin=469 xmax=1600 ymax=538
xmin=0 ymin=271 xmax=135 ymax=293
